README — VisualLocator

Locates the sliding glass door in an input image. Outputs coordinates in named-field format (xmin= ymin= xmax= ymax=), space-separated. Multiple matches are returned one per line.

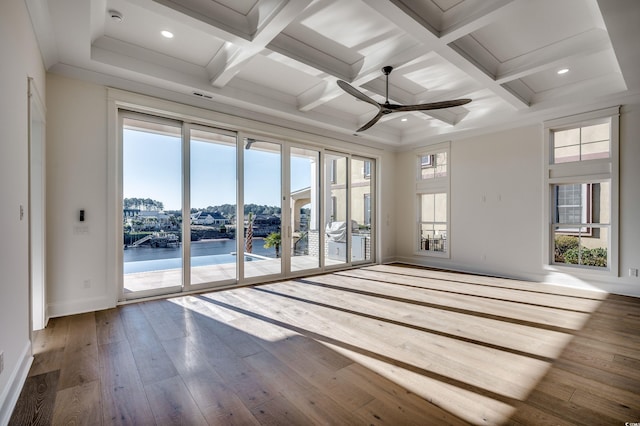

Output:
xmin=189 ymin=126 xmax=237 ymax=287
xmin=351 ymin=157 xmax=374 ymax=263
xmin=122 ymin=116 xmax=183 ymax=296
xmin=242 ymin=138 xmax=282 ymax=280
xmin=120 ymin=111 xmax=376 ymax=299
xmin=324 ymin=153 xmax=349 ymax=266
xmin=290 ymin=147 xmax=321 ymax=273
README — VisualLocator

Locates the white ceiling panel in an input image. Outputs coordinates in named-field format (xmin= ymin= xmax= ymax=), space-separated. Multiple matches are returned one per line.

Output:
xmin=103 ymin=0 xmax=225 ymax=67
xmin=298 ymin=1 xmax=399 ymax=50
xmin=28 ymin=0 xmax=640 ymax=147
xmin=235 ymin=54 xmax=321 ymax=96
xmin=520 ymin=49 xmax=622 ymax=94
xmin=469 ymin=0 xmax=597 ymax=63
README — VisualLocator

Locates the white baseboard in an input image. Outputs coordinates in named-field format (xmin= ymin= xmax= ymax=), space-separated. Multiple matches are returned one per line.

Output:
xmin=0 ymin=341 xmax=33 ymax=426
xmin=47 ymin=294 xmax=115 ymax=318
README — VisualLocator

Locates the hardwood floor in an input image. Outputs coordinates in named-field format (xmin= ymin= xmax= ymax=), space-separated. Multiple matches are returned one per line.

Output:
xmin=10 ymin=264 xmax=640 ymax=425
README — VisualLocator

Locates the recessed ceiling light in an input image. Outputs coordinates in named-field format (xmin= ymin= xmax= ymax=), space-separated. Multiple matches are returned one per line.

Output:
xmin=557 ymin=68 xmax=569 ymax=75
xmin=401 ymin=118 xmax=408 ymax=122
xmin=161 ymin=30 xmax=174 ymax=39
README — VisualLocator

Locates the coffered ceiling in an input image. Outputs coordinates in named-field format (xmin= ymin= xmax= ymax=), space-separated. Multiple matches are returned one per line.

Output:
xmin=26 ymin=0 xmax=640 ymax=147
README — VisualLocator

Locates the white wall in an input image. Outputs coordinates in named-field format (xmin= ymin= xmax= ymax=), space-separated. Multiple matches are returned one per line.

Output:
xmin=395 ymin=125 xmax=543 ymax=277
xmin=46 ymin=75 xmax=112 ymax=317
xmin=0 ymin=0 xmax=46 ymax=421
xmin=45 ymin=75 xmax=398 ymax=317
xmin=395 ymin=106 xmax=640 ymax=297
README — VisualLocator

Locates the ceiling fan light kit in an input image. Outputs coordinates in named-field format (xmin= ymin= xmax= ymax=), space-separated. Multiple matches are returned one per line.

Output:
xmin=338 ymin=66 xmax=471 ymax=132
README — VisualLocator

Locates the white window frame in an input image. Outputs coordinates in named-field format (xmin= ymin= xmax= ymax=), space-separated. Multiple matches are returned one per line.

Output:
xmin=543 ymin=107 xmax=619 ymax=276
xmin=415 ymin=142 xmax=450 ymax=258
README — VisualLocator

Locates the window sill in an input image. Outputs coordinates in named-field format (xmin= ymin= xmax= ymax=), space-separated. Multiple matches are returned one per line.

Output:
xmin=543 ymin=263 xmax=615 ymax=279
xmin=415 ymin=250 xmax=450 ymax=259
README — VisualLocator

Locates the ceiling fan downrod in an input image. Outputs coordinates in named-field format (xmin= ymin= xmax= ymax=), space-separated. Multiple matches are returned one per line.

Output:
xmin=382 ymin=66 xmax=393 ymax=105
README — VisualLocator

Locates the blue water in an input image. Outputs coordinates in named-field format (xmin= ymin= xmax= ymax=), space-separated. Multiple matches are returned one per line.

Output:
xmin=123 ymin=238 xmax=274 ymax=274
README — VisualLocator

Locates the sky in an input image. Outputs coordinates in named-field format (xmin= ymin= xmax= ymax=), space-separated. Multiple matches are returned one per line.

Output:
xmin=123 ymin=128 xmax=312 ymax=211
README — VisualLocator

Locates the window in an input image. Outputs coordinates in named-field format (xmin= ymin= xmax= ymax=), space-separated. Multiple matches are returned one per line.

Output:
xmin=545 ymin=107 xmax=619 ymax=272
xmin=553 ymin=122 xmax=610 ymax=163
xmin=419 ymin=193 xmax=447 ymax=253
xmin=416 ymin=142 xmax=450 ymax=256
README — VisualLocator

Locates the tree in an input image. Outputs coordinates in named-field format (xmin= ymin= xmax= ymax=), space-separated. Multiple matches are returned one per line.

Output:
xmin=263 ymin=232 xmax=281 ymax=258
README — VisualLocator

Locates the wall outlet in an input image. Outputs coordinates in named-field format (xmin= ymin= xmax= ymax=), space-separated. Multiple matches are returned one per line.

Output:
xmin=83 ymin=279 xmax=91 ymax=288
xmin=630 ymin=268 xmax=639 ymax=277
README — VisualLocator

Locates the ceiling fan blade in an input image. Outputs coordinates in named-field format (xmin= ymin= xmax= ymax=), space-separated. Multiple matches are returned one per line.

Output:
xmin=357 ymin=110 xmax=385 ymax=132
xmin=391 ymin=99 xmax=472 ymax=112
xmin=337 ymin=80 xmax=380 ymax=108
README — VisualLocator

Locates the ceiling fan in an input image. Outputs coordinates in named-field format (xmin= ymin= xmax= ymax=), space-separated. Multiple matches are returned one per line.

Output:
xmin=337 ymin=66 xmax=472 ymax=132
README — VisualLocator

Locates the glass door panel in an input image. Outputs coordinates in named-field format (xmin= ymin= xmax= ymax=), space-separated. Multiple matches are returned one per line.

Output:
xmin=243 ymin=139 xmax=282 ymax=279
xmin=351 ymin=157 xmax=374 ymax=263
xmin=290 ymin=147 xmax=320 ymax=273
xmin=189 ymin=128 xmax=237 ymax=286
xmin=324 ymin=153 xmax=349 ymax=266
xmin=122 ymin=117 xmax=182 ymax=296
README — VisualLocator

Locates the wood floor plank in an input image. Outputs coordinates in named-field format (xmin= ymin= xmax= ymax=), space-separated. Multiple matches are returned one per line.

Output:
xmin=95 ymin=308 xmax=126 ymax=346
xmin=119 ymin=303 xmax=179 ymax=385
xmin=51 ymin=380 xmax=102 ymax=426
xmin=12 ymin=265 xmax=640 ymax=425
xmin=28 ymin=347 xmax=65 ymax=377
xmin=98 ymin=340 xmax=155 ymax=426
xmin=201 ymin=394 xmax=260 ymax=425
xmin=265 ymin=278 xmax=573 ymax=359
xmin=240 ymin=283 xmax=549 ymax=401
xmin=57 ymin=313 xmax=99 ymax=390
xmin=139 ymin=300 xmax=187 ymax=341
xmin=300 ymin=273 xmax=591 ymax=331
xmin=9 ymin=370 xmax=59 ymax=426
xmin=342 ymin=268 xmax=603 ymax=312
xmin=249 ymin=395 xmax=314 ymax=425
xmin=143 ymin=375 xmax=208 ymax=425
xmin=31 ymin=315 xmax=70 ymax=356
xmin=367 ymin=264 xmax=607 ymax=299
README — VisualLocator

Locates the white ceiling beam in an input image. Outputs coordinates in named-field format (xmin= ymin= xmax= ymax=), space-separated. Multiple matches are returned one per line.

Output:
xmin=207 ymin=0 xmax=313 ymax=87
xmin=439 ymin=0 xmax=523 ymax=44
xmin=295 ymin=44 xmax=430 ymax=112
xmin=363 ymin=0 xmax=528 ymax=110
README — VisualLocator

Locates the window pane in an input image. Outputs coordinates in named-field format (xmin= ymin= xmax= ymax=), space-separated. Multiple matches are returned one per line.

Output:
xmin=351 ymin=158 xmax=373 ymax=262
xmin=434 ymin=193 xmax=447 ymax=222
xmin=581 ymin=123 xmax=609 ymax=143
xmin=325 ymin=153 xmax=348 ymax=265
xmin=420 ymin=151 xmax=447 ymax=179
xmin=553 ymin=227 xmax=608 ymax=268
xmin=420 ymin=194 xmax=435 ymax=222
xmin=554 ymin=128 xmax=580 ymax=147
xmin=189 ymin=128 xmax=237 ymax=286
xmin=243 ymin=140 xmax=282 ymax=278
xmin=552 ymin=121 xmax=610 ymax=163
xmin=554 ymin=145 xmax=580 ymax=164
xmin=554 ymin=182 xmax=609 ymax=226
xmin=420 ymin=224 xmax=447 ymax=252
xmin=419 ymin=192 xmax=447 ymax=253
xmin=581 ymin=140 xmax=609 ymax=161
xmin=122 ymin=117 xmax=182 ymax=294
xmin=555 ymin=184 xmax=583 ymax=224
xmin=290 ymin=146 xmax=320 ymax=273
